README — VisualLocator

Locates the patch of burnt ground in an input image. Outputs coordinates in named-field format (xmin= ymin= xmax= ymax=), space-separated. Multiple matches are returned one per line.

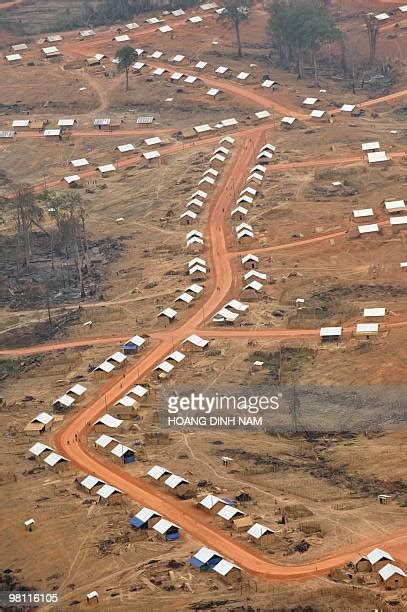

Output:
xmin=0 ymin=232 xmax=127 ymax=310
xmin=217 ymin=434 xmax=407 ymax=506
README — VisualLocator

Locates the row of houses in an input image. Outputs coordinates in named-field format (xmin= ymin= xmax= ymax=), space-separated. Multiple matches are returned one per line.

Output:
xmin=198 ymin=494 xmax=274 ymax=545
xmin=52 ymin=383 xmax=87 ymax=413
xmin=352 ymin=198 xmax=405 ymax=223
xmin=28 ymin=442 xmax=69 ymax=472
xmin=129 ymin=507 xmax=180 ymax=541
xmin=212 ymin=298 xmax=249 ymax=325
xmin=147 ymin=464 xmax=194 ymax=498
xmin=77 ymin=474 xmax=124 ymax=504
xmin=232 ymin=143 xmax=276 ymax=246
xmin=190 ymin=547 xmax=241 ymax=583
xmin=180 ymin=136 xmax=235 ymax=227
xmin=6 ymin=4 xmax=218 ymax=64
xmin=352 ymin=547 xmax=406 ymax=590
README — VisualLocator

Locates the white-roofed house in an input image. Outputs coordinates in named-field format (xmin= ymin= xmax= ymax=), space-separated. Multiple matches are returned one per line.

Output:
xmin=320 ymin=326 xmax=342 ymax=342
xmin=207 ymin=88 xmax=222 ymax=99
xmin=244 ymin=269 xmax=266 ymax=282
xmin=80 ymin=29 xmax=96 ymax=38
xmin=112 ymin=395 xmax=139 ymax=419
xmin=363 ymin=308 xmax=386 ymax=318
xmin=362 ymin=141 xmax=380 ymax=152
xmin=77 ymin=474 xmax=105 ymax=495
xmin=185 ymin=232 xmax=206 ymax=253
xmin=310 ymin=109 xmax=327 ymax=120
xmin=95 ymin=434 xmax=118 ymax=454
xmin=125 ymin=385 xmax=148 ymax=410
xmin=116 ymin=143 xmax=135 ymax=154
xmin=93 ymin=414 xmax=124 ymax=433
xmin=157 ymin=307 xmax=177 ymax=327
xmin=281 ymin=116 xmax=297 ymax=128
xmin=256 ymin=149 xmax=273 ymax=163
xmin=384 ymin=199 xmax=405 ymax=214
xmin=212 ymin=559 xmax=242 ymax=584
xmin=302 ymin=96 xmax=319 ymax=106
xmin=367 ymin=151 xmax=389 ymax=165
xmin=123 ymin=334 xmax=145 ymax=355
xmin=147 ymin=465 xmax=171 ymax=481
xmin=24 ymin=518 xmax=35 ymax=531
xmin=366 ymin=548 xmax=394 ymax=571
xmin=352 ymin=208 xmax=374 ymax=220
xmin=241 ymin=280 xmax=263 ymax=301
xmin=198 ymin=494 xmax=224 ymax=514
xmin=154 ymin=360 xmax=174 ymax=379
xmin=110 ymin=443 xmax=136 ymax=465
xmin=93 ymin=360 xmax=116 ymax=376
xmin=96 ymin=483 xmax=123 ymax=505
xmin=43 ymin=451 xmax=70 ymax=472
xmin=209 ymin=153 xmax=226 ymax=167
xmin=97 ymin=163 xmax=116 ymax=177
xmin=356 ymin=323 xmax=379 ymax=337
xmin=215 ymin=65 xmax=230 ymax=76
xmin=24 ymin=412 xmax=54 ymax=435
xmin=241 ymin=253 xmax=259 ymax=270
xmin=28 ymin=442 xmax=52 ymax=460
xmin=11 ymin=43 xmax=28 ymax=52
xmin=129 ymin=507 xmax=161 ymax=535
xmin=217 ymin=504 xmax=245 ymax=521
xmin=158 ymin=24 xmax=173 ymax=33
xmin=247 ymin=522 xmax=274 ymax=546
xmin=70 ymin=157 xmax=89 ymax=169
xmin=194 ymin=123 xmax=213 ymax=135
xmin=43 ymin=128 xmax=61 ymax=139
xmin=114 ymin=34 xmax=131 ymax=43
xmin=170 ymin=53 xmax=185 ymax=63
xmin=152 ymin=518 xmax=180 ymax=541
xmin=237 ymin=71 xmax=251 ymax=82
xmin=42 ymin=46 xmax=62 ymax=59
xmin=378 ymin=563 xmax=406 ymax=589
xmin=64 ymin=174 xmax=80 ymax=187
xmin=358 ymin=223 xmax=380 ymax=236
xmin=180 ymin=210 xmax=197 ymax=225
xmin=5 ymin=54 xmax=22 ymax=64
xmin=86 ymin=591 xmax=99 ymax=605
xmin=52 ymin=393 xmax=75 ymax=412
xmin=164 ymin=474 xmax=193 ymax=498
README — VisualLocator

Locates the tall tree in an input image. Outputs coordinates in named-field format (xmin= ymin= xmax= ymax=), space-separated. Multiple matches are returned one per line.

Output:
xmin=115 ymin=46 xmax=138 ymax=91
xmin=364 ymin=13 xmax=379 ymax=67
xmin=9 ymin=185 xmax=44 ymax=271
xmin=218 ymin=0 xmax=252 ymax=58
xmin=268 ymin=1 xmax=340 ymax=79
xmin=40 ymin=191 xmax=89 ymax=297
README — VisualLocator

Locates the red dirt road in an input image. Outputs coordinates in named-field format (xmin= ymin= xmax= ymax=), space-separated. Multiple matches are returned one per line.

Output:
xmin=49 ymin=134 xmax=407 ymax=578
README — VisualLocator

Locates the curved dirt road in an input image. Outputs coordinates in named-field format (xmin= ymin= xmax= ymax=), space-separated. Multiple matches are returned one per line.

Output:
xmin=5 ymin=11 xmax=406 ymax=581
xmin=49 ymin=133 xmax=407 ymax=578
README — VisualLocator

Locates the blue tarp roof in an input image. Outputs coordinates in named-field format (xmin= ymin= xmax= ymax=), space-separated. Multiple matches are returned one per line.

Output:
xmin=123 ymin=341 xmax=138 ymax=349
xmin=221 ymin=497 xmax=236 ymax=506
xmin=129 ymin=516 xmax=145 ymax=528
xmin=190 ymin=556 xmax=203 ymax=568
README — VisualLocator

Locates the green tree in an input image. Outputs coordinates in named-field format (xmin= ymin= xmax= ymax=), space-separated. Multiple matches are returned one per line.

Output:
xmin=268 ymin=1 xmax=341 ymax=80
xmin=115 ymin=46 xmax=138 ymax=91
xmin=218 ymin=0 xmax=252 ymax=58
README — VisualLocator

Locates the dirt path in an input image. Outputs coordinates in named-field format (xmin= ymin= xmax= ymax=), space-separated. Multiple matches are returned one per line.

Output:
xmin=48 ymin=134 xmax=407 ymax=579
xmin=4 ymin=13 xmax=407 ymax=581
